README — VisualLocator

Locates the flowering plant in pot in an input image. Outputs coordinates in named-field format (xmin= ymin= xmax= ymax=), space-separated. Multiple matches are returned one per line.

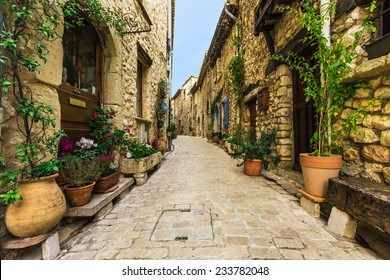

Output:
xmin=233 ymin=129 xmax=280 ymax=176
xmin=61 ymin=146 xmax=103 ymax=207
xmin=272 ymin=0 xmax=379 ymax=197
xmin=89 ymin=107 xmax=130 ymax=192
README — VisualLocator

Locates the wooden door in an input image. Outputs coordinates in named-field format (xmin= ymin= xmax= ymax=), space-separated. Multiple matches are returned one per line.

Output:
xmin=292 ymin=46 xmax=317 ymax=171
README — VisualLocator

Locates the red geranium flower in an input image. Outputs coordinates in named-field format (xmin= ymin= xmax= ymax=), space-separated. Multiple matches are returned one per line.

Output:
xmin=109 ymin=111 xmax=115 ymax=116
xmin=92 ymin=113 xmax=98 ymax=119
xmin=105 ymin=131 xmax=111 ymax=137
xmin=125 ymin=128 xmax=131 ymax=134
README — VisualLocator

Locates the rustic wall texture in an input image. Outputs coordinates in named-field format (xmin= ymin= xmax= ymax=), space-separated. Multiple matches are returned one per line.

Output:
xmin=190 ymin=0 xmax=389 ymax=185
xmin=0 ymin=0 xmax=172 ymax=253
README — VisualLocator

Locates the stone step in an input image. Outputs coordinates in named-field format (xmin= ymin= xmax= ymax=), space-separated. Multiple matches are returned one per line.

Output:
xmin=64 ymin=178 xmax=134 ymax=218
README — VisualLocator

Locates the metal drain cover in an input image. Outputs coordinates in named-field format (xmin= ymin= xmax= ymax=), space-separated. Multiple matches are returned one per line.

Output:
xmin=151 ymin=209 xmax=213 ymax=242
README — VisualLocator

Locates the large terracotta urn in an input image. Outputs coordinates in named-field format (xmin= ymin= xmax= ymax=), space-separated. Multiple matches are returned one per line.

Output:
xmin=5 ymin=173 xmax=66 ymax=238
xmin=300 ymin=153 xmax=342 ymax=198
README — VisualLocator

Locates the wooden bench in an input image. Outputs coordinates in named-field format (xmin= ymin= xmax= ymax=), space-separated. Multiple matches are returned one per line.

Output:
xmin=326 ymin=177 xmax=390 ymax=237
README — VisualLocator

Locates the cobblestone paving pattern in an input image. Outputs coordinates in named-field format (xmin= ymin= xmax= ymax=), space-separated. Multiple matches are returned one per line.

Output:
xmin=58 ymin=136 xmax=380 ymax=260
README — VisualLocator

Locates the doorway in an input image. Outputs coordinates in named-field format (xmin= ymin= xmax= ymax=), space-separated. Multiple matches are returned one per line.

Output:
xmin=292 ymin=46 xmax=317 ymax=171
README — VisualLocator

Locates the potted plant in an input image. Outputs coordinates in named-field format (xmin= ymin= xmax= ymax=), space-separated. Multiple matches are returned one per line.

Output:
xmin=89 ymin=107 xmax=130 ymax=192
xmin=0 ymin=0 xmax=126 ymax=238
xmin=62 ymin=154 xmax=102 ymax=207
xmin=212 ymin=132 xmax=220 ymax=143
xmin=94 ymin=152 xmax=121 ymax=193
xmin=272 ymin=0 xmax=378 ymax=197
xmin=233 ymin=129 xmax=280 ymax=176
xmin=226 ymin=127 xmax=244 ymax=155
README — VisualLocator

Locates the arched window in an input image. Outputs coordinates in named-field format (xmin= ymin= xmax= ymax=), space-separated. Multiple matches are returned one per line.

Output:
xmin=58 ymin=19 xmax=103 ymax=141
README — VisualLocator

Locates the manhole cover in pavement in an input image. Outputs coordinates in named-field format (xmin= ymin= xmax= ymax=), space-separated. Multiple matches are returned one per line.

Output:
xmin=150 ymin=209 xmax=213 ymax=242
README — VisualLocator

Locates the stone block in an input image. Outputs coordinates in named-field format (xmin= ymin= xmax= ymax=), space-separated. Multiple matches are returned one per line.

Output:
xmin=94 ymin=201 xmax=113 ymax=221
xmin=300 ymin=196 xmax=320 ymax=217
xmin=374 ymin=87 xmax=390 ymax=99
xmin=381 ymin=130 xmax=390 ymax=146
xmin=120 ymin=152 xmax=163 ymax=175
xmin=134 ymin=173 xmax=148 ymax=186
xmin=350 ymin=127 xmax=380 ymax=143
xmin=372 ymin=115 xmax=390 ymax=130
xmin=42 ymin=231 xmax=60 ymax=260
xmin=327 ymin=207 xmax=357 ymax=239
xmin=362 ymin=145 xmax=390 ymax=163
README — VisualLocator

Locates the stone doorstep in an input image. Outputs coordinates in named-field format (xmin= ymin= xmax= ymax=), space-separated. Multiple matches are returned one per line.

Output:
xmin=64 ymin=178 xmax=134 ymax=217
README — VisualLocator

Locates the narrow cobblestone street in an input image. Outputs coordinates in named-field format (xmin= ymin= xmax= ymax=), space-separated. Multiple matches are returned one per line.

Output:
xmin=57 ymin=136 xmax=380 ymax=260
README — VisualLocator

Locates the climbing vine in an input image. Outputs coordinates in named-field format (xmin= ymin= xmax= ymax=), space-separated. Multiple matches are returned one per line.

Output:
xmin=227 ymin=24 xmax=245 ymax=108
xmin=0 ymin=0 xmax=126 ymax=203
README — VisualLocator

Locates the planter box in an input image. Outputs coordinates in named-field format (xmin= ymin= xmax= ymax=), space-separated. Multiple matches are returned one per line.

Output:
xmin=120 ymin=152 xmax=163 ymax=174
xmin=120 ymin=152 xmax=163 ymax=186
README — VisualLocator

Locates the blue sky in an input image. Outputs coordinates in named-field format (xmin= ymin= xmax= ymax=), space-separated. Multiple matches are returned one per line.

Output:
xmin=171 ymin=0 xmax=226 ymax=95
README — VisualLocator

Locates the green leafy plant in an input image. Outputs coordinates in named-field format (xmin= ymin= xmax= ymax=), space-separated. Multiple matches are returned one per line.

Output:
xmin=272 ymin=0 xmax=379 ymax=156
xmin=124 ymin=140 xmax=157 ymax=160
xmin=227 ymin=24 xmax=245 ymax=107
xmin=233 ymin=129 xmax=280 ymax=170
xmin=61 ymin=156 xmax=102 ymax=188
xmin=156 ymin=79 xmax=168 ymax=136
xmin=0 ymin=0 xmax=125 ymax=204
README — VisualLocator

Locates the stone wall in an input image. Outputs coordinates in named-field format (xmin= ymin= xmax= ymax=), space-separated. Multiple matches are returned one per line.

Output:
xmin=171 ymin=76 xmax=197 ymax=135
xmin=190 ymin=0 xmax=389 ymax=184
xmin=0 ymin=0 xmax=171 ymax=252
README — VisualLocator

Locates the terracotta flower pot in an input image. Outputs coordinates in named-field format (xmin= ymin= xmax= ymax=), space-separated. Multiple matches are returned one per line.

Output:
xmin=244 ymin=159 xmax=263 ymax=176
xmin=212 ymin=136 xmax=219 ymax=143
xmin=300 ymin=153 xmax=342 ymax=198
xmin=167 ymin=131 xmax=172 ymax=137
xmin=155 ymin=139 xmax=167 ymax=154
xmin=94 ymin=170 xmax=121 ymax=193
xmin=5 ymin=173 xmax=66 ymax=238
xmin=64 ymin=181 xmax=95 ymax=207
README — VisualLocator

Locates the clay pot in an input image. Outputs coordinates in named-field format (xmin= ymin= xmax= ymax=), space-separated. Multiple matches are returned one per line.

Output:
xmin=155 ymin=139 xmax=167 ymax=154
xmin=94 ymin=171 xmax=121 ymax=193
xmin=300 ymin=153 xmax=342 ymax=198
xmin=212 ymin=136 xmax=219 ymax=143
xmin=167 ymin=131 xmax=172 ymax=137
xmin=5 ymin=173 xmax=66 ymax=238
xmin=64 ymin=181 xmax=95 ymax=207
xmin=244 ymin=159 xmax=263 ymax=176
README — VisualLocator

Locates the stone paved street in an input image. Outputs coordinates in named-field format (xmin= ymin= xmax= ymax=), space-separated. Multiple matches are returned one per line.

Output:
xmin=57 ymin=136 xmax=380 ymax=260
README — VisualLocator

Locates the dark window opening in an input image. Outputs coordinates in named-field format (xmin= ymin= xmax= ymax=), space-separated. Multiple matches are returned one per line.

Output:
xmin=136 ymin=61 xmax=143 ymax=117
xmin=62 ymin=21 xmax=101 ymax=95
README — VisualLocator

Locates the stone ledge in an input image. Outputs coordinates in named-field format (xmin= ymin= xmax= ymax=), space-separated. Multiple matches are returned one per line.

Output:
xmin=327 ymin=177 xmax=390 ymax=235
xmin=64 ymin=178 xmax=134 ymax=217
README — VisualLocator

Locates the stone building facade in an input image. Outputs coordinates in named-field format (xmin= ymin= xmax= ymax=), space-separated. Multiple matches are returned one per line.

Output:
xmin=0 ymin=0 xmax=174 ymax=248
xmin=171 ymin=76 xmax=197 ymax=135
xmin=191 ymin=0 xmax=389 ymax=185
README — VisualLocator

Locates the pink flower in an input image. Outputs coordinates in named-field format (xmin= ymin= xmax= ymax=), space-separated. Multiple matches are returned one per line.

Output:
xmin=92 ymin=113 xmax=98 ymax=119
xmin=109 ymin=111 xmax=115 ymax=117
xmin=105 ymin=131 xmax=111 ymax=137
xmin=125 ymin=128 xmax=131 ymax=134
